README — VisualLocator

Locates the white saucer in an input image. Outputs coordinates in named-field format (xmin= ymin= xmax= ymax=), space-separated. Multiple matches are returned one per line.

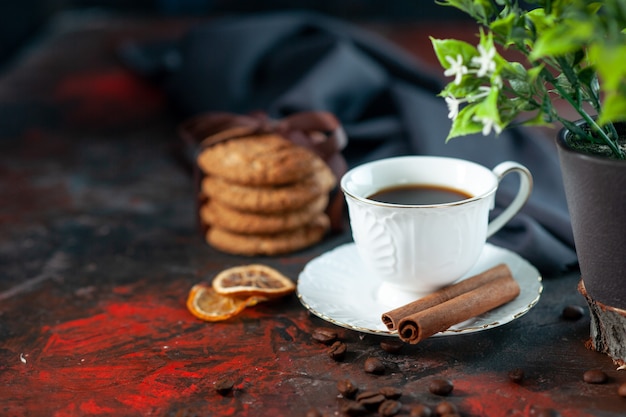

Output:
xmin=297 ymin=242 xmax=543 ymax=337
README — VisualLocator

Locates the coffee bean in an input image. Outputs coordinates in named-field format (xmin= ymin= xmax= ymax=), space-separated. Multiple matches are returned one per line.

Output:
xmin=583 ymin=369 xmax=608 ymax=384
xmin=356 ymin=390 xmax=386 ymax=409
xmin=364 ymin=357 xmax=385 ymax=374
xmin=380 ymin=339 xmax=404 ymax=353
xmin=435 ymin=401 xmax=458 ymax=415
xmin=508 ymin=368 xmax=525 ymax=384
xmin=312 ymin=327 xmax=338 ymax=344
xmin=561 ymin=305 xmax=585 ymax=320
xmin=428 ymin=378 xmax=454 ymax=396
xmin=337 ymin=379 xmax=359 ymax=398
xmin=328 ymin=341 xmax=347 ymax=361
xmin=378 ymin=386 xmax=402 ymax=399
xmin=618 ymin=382 xmax=626 ymax=397
xmin=409 ymin=404 xmax=432 ymax=417
xmin=378 ymin=399 xmax=402 ymax=417
xmin=214 ymin=377 xmax=235 ymax=395
xmin=305 ymin=407 xmax=323 ymax=417
xmin=341 ymin=400 xmax=368 ymax=416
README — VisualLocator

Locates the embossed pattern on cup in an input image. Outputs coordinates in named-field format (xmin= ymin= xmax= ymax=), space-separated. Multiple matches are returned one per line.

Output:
xmin=347 ymin=196 xmax=488 ymax=292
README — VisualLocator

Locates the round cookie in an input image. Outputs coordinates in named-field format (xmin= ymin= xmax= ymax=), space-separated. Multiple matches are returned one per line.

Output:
xmin=201 ymin=158 xmax=336 ymax=213
xmin=205 ymin=214 xmax=330 ymax=256
xmin=196 ymin=134 xmax=320 ymax=186
xmin=200 ymin=194 xmax=328 ymax=234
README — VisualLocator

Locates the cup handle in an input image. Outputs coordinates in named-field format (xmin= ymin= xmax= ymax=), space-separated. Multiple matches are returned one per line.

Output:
xmin=486 ymin=161 xmax=533 ymax=238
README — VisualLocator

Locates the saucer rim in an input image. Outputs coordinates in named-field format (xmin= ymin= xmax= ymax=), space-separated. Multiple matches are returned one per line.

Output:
xmin=297 ymin=242 xmax=543 ymax=337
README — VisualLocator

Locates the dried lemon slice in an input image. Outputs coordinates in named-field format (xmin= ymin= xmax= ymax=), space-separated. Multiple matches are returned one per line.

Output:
xmin=186 ymin=283 xmax=263 ymax=322
xmin=212 ymin=264 xmax=295 ymax=298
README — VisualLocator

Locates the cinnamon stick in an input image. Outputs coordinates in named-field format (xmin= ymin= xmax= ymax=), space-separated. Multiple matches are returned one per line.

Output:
xmin=396 ymin=271 xmax=520 ymax=344
xmin=381 ymin=263 xmax=513 ymax=331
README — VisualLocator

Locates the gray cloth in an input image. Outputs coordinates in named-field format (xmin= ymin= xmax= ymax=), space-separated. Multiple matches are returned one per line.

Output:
xmin=121 ymin=11 xmax=577 ymax=274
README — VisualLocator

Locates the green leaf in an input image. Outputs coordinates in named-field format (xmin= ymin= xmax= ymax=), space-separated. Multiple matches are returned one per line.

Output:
xmin=590 ymin=42 xmax=626 ymax=125
xmin=598 ymin=93 xmax=626 ymax=125
xmin=441 ymin=77 xmax=484 ymax=99
xmin=446 ymin=104 xmax=483 ymax=140
xmin=509 ymin=79 xmax=531 ymax=97
xmin=430 ymin=38 xmax=477 ymax=69
xmin=518 ymin=108 xmax=554 ymax=128
xmin=490 ymin=13 xmax=516 ymax=40
xmin=527 ymin=113 xmax=553 ymax=127
xmin=555 ymin=73 xmax=576 ymax=96
xmin=507 ymin=97 xmax=539 ymax=112
xmin=473 ymin=86 xmax=501 ymax=122
xmin=577 ymin=67 xmax=597 ymax=87
xmin=589 ymin=43 xmax=626 ymax=92
xmin=435 ymin=0 xmax=497 ymax=22
xmin=525 ymin=8 xmax=553 ymax=36
xmin=530 ymin=21 xmax=594 ymax=60
xmin=502 ymin=61 xmax=528 ymax=80
xmin=526 ymin=65 xmax=544 ymax=83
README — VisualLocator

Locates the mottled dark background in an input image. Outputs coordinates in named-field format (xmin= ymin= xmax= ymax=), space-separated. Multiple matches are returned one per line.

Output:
xmin=0 ymin=1 xmax=472 ymax=70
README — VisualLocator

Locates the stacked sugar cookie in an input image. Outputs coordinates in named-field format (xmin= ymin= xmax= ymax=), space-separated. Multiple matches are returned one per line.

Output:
xmin=196 ymin=133 xmax=336 ymax=256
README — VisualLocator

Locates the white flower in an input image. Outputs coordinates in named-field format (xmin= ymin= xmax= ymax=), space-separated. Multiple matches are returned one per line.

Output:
xmin=471 ymin=44 xmax=496 ymax=78
xmin=444 ymin=54 xmax=468 ymax=85
xmin=493 ymin=75 xmax=503 ymax=89
xmin=469 ymin=85 xmax=493 ymax=101
xmin=473 ymin=115 xmax=503 ymax=136
xmin=444 ymin=95 xmax=462 ymax=119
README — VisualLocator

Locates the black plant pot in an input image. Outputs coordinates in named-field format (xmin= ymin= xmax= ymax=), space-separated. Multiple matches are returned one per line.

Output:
xmin=556 ymin=121 xmax=626 ymax=310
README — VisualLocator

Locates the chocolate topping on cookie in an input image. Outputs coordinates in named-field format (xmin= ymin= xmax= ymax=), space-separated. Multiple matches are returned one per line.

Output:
xmin=180 ymin=111 xmax=347 ymax=163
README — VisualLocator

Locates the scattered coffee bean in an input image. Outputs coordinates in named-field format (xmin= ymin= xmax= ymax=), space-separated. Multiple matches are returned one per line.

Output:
xmin=214 ymin=377 xmax=235 ymax=395
xmin=583 ymin=369 xmax=608 ymax=384
xmin=380 ymin=339 xmax=404 ymax=354
xmin=561 ymin=305 xmax=585 ymax=320
xmin=341 ymin=400 xmax=368 ymax=416
xmin=378 ymin=386 xmax=402 ymax=399
xmin=435 ymin=401 xmax=458 ymax=415
xmin=428 ymin=378 xmax=454 ymax=396
xmin=378 ymin=399 xmax=402 ymax=417
xmin=508 ymin=368 xmax=525 ymax=384
xmin=364 ymin=357 xmax=385 ymax=374
xmin=328 ymin=341 xmax=347 ymax=361
xmin=356 ymin=391 xmax=386 ymax=409
xmin=409 ymin=404 xmax=432 ymax=417
xmin=337 ymin=379 xmax=359 ymax=398
xmin=618 ymin=382 xmax=626 ymax=397
xmin=305 ymin=407 xmax=323 ymax=417
xmin=312 ymin=327 xmax=338 ymax=344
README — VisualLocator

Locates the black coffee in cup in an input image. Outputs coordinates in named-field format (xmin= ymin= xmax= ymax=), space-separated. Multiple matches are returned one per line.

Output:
xmin=368 ymin=184 xmax=472 ymax=205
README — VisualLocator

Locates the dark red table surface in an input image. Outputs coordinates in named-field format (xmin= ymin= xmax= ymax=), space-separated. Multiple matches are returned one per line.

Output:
xmin=1 ymin=12 xmax=624 ymax=417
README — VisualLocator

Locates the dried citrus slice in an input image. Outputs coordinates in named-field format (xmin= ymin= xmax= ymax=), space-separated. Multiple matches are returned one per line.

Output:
xmin=212 ymin=264 xmax=295 ymax=298
xmin=186 ymin=283 xmax=263 ymax=322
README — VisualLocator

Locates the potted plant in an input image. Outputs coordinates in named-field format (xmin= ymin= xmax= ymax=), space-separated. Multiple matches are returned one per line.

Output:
xmin=429 ymin=0 xmax=626 ymax=365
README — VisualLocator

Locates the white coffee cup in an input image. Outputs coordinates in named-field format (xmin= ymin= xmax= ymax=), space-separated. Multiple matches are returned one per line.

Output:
xmin=340 ymin=156 xmax=533 ymax=306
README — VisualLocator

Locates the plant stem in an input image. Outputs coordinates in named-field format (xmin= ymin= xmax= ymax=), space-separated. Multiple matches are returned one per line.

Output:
xmin=540 ymin=68 xmax=624 ymax=159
